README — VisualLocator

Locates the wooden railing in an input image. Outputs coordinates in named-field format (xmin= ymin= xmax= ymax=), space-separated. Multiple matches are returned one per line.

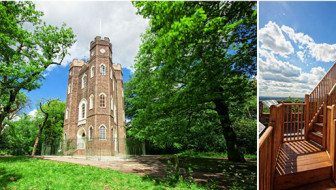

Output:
xmin=259 ymin=104 xmax=287 ymax=190
xmin=282 ymin=103 xmax=305 ymax=142
xmin=308 ymin=64 xmax=336 ymax=123
xmin=326 ymin=105 xmax=336 ymax=182
xmin=259 ymin=126 xmax=273 ymax=190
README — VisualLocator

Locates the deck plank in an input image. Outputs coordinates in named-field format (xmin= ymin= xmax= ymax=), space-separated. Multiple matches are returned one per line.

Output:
xmin=275 ymin=140 xmax=331 ymax=175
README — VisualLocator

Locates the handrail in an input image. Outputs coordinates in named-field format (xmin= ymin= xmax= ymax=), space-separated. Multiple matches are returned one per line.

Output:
xmin=259 ymin=126 xmax=273 ymax=190
xmin=308 ymin=63 xmax=336 ymax=123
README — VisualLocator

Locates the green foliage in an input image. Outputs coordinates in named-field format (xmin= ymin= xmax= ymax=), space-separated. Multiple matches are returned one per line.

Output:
xmin=0 ymin=157 xmax=203 ymax=189
xmin=125 ymin=2 xmax=256 ymax=159
xmin=0 ymin=100 xmax=66 ymax=155
xmin=38 ymin=100 xmax=66 ymax=154
xmin=282 ymin=96 xmax=304 ymax=103
xmin=1 ymin=114 xmax=38 ymax=155
xmin=0 ymin=1 xmax=75 ymax=131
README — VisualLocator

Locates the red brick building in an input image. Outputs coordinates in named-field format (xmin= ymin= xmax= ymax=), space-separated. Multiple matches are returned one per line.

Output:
xmin=63 ymin=36 xmax=126 ymax=156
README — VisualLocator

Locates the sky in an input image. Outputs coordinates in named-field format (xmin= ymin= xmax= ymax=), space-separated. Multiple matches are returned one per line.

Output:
xmin=24 ymin=1 xmax=149 ymax=115
xmin=259 ymin=2 xmax=336 ymax=98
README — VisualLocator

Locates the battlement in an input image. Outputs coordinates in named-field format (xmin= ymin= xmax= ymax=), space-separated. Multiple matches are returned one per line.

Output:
xmin=70 ymin=59 xmax=85 ymax=68
xmin=90 ymin=36 xmax=112 ymax=50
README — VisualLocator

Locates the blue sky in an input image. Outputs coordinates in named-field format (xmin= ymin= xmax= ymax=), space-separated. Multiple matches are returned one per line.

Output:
xmin=22 ymin=2 xmax=148 ymax=115
xmin=259 ymin=2 xmax=336 ymax=97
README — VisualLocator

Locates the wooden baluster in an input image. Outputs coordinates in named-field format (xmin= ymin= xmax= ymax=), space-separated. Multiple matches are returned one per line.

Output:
xmin=305 ymin=95 xmax=309 ymax=140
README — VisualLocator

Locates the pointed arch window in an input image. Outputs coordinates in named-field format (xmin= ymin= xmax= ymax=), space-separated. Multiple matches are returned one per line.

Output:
xmin=81 ymin=74 xmax=87 ymax=89
xmin=99 ymin=125 xmax=106 ymax=140
xmin=100 ymin=64 xmax=106 ymax=75
xmin=91 ymin=66 xmax=95 ymax=78
xmin=89 ymin=94 xmax=94 ymax=109
xmin=89 ymin=126 xmax=93 ymax=140
xmin=78 ymin=99 xmax=87 ymax=121
xmin=111 ymin=96 xmax=113 ymax=110
xmin=99 ymin=93 xmax=106 ymax=108
xmin=81 ymin=104 xmax=85 ymax=119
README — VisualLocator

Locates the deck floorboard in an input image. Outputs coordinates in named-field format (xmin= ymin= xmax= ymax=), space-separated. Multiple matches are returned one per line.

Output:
xmin=275 ymin=140 xmax=331 ymax=175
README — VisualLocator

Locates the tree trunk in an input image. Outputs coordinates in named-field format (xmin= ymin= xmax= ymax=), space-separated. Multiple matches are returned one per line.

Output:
xmin=214 ymin=99 xmax=245 ymax=162
xmin=31 ymin=106 xmax=49 ymax=156
xmin=31 ymin=127 xmax=43 ymax=156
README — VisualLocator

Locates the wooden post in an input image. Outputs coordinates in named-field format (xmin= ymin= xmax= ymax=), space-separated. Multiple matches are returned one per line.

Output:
xmin=323 ymin=94 xmax=329 ymax=149
xmin=330 ymin=105 xmax=336 ymax=183
xmin=305 ymin=94 xmax=309 ymax=140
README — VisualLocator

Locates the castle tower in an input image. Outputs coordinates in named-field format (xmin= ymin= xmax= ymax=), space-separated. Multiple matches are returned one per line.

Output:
xmin=63 ymin=36 xmax=126 ymax=156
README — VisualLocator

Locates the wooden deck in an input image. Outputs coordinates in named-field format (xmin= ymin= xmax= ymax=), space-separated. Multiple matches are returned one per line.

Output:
xmin=274 ymin=140 xmax=332 ymax=189
xmin=276 ymin=140 xmax=328 ymax=175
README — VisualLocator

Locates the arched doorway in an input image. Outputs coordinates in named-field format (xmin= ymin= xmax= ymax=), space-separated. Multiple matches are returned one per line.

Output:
xmin=77 ymin=127 xmax=86 ymax=149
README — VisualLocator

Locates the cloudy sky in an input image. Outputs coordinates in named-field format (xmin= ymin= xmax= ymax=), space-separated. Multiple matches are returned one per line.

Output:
xmin=25 ymin=1 xmax=148 ymax=114
xmin=259 ymin=2 xmax=336 ymax=98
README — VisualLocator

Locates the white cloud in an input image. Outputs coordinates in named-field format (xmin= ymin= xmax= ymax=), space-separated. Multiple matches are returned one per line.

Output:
xmin=259 ymin=49 xmax=301 ymax=78
xmin=281 ymin=25 xmax=314 ymax=45
xmin=297 ymin=51 xmax=304 ymax=62
xmin=259 ymin=21 xmax=294 ymax=57
xmin=282 ymin=24 xmax=336 ymax=63
xmin=34 ymin=2 xmax=149 ymax=71
xmin=259 ymin=21 xmax=332 ymax=97
xmin=28 ymin=109 xmax=38 ymax=117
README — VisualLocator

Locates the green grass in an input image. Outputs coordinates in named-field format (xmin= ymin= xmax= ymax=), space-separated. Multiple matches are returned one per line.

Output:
xmin=0 ymin=156 xmax=203 ymax=190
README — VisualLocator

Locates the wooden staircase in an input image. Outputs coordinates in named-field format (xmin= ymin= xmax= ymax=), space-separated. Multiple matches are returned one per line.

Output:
xmin=308 ymin=112 xmax=324 ymax=147
xmin=259 ymin=64 xmax=336 ymax=190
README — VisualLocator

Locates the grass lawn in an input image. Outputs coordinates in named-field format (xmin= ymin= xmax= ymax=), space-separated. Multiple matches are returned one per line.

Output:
xmin=0 ymin=156 xmax=203 ymax=190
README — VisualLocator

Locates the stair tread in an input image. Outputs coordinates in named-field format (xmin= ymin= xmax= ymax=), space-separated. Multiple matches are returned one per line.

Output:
xmin=314 ymin=122 xmax=323 ymax=127
xmin=310 ymin=131 xmax=323 ymax=137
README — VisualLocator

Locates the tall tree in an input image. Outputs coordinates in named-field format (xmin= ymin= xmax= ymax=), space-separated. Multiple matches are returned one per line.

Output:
xmin=0 ymin=2 xmax=76 ymax=132
xmin=126 ymin=2 xmax=256 ymax=162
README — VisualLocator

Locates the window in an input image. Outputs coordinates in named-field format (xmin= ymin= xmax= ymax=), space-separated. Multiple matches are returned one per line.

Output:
xmin=89 ymin=126 xmax=93 ymax=140
xmin=65 ymin=108 xmax=69 ymax=119
xmin=100 ymin=64 xmax=106 ymax=75
xmin=99 ymin=93 xmax=106 ymax=107
xmin=111 ymin=96 xmax=113 ymax=110
xmin=91 ymin=66 xmax=95 ymax=78
xmin=68 ymin=84 xmax=71 ymax=94
xmin=78 ymin=99 xmax=87 ymax=121
xmin=114 ymin=104 xmax=117 ymax=123
xmin=110 ymin=68 xmax=113 ymax=79
xmin=81 ymin=74 xmax=87 ymax=89
xmin=99 ymin=125 xmax=106 ymax=140
xmin=81 ymin=103 xmax=85 ymax=119
xmin=89 ymin=94 xmax=94 ymax=109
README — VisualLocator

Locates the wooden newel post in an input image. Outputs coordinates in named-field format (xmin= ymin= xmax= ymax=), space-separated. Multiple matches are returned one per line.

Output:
xmin=323 ymin=94 xmax=329 ymax=149
xmin=330 ymin=105 xmax=336 ymax=182
xmin=305 ymin=94 xmax=310 ymax=140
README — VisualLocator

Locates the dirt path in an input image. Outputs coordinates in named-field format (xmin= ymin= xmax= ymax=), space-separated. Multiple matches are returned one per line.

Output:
xmin=39 ymin=155 xmax=166 ymax=177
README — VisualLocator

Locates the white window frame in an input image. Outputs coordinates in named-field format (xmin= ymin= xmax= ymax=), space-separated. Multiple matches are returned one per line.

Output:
xmin=68 ymin=84 xmax=71 ymax=94
xmin=88 ymin=126 xmax=93 ymax=141
xmin=114 ymin=104 xmax=117 ymax=123
xmin=99 ymin=125 xmax=107 ymax=140
xmin=100 ymin=64 xmax=106 ymax=75
xmin=81 ymin=74 xmax=87 ymax=89
xmin=89 ymin=94 xmax=94 ymax=110
xmin=91 ymin=66 xmax=95 ymax=78
xmin=78 ymin=99 xmax=87 ymax=121
xmin=111 ymin=96 xmax=113 ymax=110
xmin=99 ymin=93 xmax=106 ymax=108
